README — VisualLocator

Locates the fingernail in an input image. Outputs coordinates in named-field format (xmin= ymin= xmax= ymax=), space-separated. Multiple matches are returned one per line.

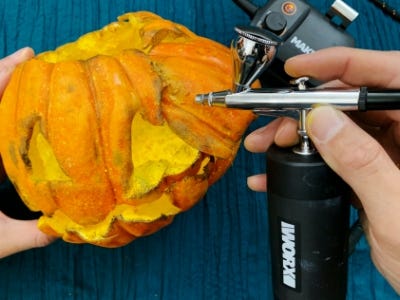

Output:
xmin=307 ymin=106 xmax=345 ymax=143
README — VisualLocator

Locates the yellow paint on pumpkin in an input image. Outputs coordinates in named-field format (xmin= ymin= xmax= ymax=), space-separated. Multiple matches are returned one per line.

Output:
xmin=37 ymin=12 xmax=196 ymax=63
xmin=39 ymin=192 xmax=181 ymax=243
xmin=126 ymin=112 xmax=199 ymax=198
xmin=28 ymin=121 xmax=71 ymax=182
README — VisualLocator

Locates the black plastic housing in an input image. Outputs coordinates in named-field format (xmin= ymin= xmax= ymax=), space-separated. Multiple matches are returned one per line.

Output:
xmin=266 ymin=144 xmax=350 ymax=300
xmin=237 ymin=0 xmax=356 ymax=86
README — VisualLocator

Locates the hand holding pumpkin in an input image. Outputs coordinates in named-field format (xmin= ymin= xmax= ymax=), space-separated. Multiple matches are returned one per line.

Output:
xmin=0 ymin=13 xmax=254 ymax=248
xmin=244 ymin=47 xmax=400 ymax=294
xmin=0 ymin=48 xmax=56 ymax=259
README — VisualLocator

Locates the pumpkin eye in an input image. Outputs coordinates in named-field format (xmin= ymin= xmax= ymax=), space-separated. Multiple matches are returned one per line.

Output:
xmin=28 ymin=121 xmax=70 ymax=182
xmin=125 ymin=112 xmax=199 ymax=198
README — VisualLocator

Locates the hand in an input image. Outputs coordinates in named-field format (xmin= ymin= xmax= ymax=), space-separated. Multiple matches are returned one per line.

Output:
xmin=0 ymin=48 xmax=55 ymax=258
xmin=0 ymin=211 xmax=55 ymax=258
xmin=244 ymin=47 xmax=400 ymax=293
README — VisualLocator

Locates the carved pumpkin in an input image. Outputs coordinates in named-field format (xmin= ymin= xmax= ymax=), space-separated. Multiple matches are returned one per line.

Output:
xmin=0 ymin=12 xmax=255 ymax=247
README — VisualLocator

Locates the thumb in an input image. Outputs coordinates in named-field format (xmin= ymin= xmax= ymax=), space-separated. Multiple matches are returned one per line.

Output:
xmin=306 ymin=106 xmax=400 ymax=229
xmin=0 ymin=47 xmax=34 ymax=95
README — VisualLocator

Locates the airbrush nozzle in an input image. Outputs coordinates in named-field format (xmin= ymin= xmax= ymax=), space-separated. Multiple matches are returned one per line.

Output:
xmin=195 ymin=90 xmax=231 ymax=107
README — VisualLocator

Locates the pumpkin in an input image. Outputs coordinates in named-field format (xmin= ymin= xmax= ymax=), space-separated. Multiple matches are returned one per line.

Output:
xmin=0 ymin=12 xmax=255 ymax=247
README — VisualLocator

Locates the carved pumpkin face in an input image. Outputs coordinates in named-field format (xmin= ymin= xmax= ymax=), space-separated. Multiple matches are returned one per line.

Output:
xmin=0 ymin=12 xmax=255 ymax=247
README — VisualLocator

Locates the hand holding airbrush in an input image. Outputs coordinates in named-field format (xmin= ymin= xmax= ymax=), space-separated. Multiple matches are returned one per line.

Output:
xmin=246 ymin=46 xmax=400 ymax=297
xmin=195 ymin=4 xmax=400 ymax=298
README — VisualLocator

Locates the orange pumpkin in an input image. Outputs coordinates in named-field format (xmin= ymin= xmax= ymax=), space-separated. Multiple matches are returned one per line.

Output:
xmin=0 ymin=12 xmax=255 ymax=247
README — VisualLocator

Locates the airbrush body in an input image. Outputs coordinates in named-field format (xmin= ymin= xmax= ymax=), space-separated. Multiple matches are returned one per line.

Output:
xmin=196 ymin=79 xmax=400 ymax=155
xmin=196 ymin=84 xmax=400 ymax=114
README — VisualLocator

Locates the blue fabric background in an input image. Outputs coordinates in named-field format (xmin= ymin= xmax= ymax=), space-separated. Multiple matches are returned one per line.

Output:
xmin=1 ymin=0 xmax=400 ymax=299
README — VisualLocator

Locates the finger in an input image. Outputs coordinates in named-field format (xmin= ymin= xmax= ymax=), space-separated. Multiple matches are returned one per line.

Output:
xmin=285 ymin=47 xmax=400 ymax=88
xmin=353 ymin=111 xmax=400 ymax=131
xmin=244 ymin=118 xmax=283 ymax=153
xmin=247 ymin=174 xmax=267 ymax=192
xmin=360 ymin=208 xmax=400 ymax=294
xmin=0 ymin=47 xmax=34 ymax=96
xmin=0 ymin=212 xmax=55 ymax=258
xmin=306 ymin=106 xmax=400 ymax=234
xmin=317 ymin=79 xmax=351 ymax=89
xmin=274 ymin=117 xmax=299 ymax=147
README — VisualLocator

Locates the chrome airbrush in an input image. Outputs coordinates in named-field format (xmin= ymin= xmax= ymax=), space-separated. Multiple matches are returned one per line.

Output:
xmin=196 ymin=81 xmax=400 ymax=114
xmin=196 ymin=76 xmax=400 ymax=154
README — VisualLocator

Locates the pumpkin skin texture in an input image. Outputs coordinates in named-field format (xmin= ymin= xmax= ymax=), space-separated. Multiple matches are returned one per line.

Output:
xmin=0 ymin=12 xmax=255 ymax=247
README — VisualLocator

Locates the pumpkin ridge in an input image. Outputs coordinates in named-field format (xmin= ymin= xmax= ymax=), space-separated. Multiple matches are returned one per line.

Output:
xmin=34 ymin=59 xmax=53 ymax=139
xmin=115 ymin=50 xmax=164 ymax=125
xmin=2 ymin=61 xmax=61 ymax=214
xmin=161 ymin=101 xmax=236 ymax=159
xmin=85 ymin=55 xmax=143 ymax=204
xmin=26 ymin=61 xmax=60 ymax=213
xmin=82 ymin=59 xmax=119 ymax=206
xmin=45 ymin=61 xmax=116 ymax=224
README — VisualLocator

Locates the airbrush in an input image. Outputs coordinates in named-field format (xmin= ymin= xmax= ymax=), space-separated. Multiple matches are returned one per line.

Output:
xmin=195 ymin=1 xmax=400 ymax=299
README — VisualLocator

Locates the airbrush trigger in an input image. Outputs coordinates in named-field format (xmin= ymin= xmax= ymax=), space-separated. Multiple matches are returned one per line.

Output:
xmin=233 ymin=25 xmax=282 ymax=92
xmin=289 ymin=77 xmax=316 ymax=155
xmin=290 ymin=76 xmax=310 ymax=91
